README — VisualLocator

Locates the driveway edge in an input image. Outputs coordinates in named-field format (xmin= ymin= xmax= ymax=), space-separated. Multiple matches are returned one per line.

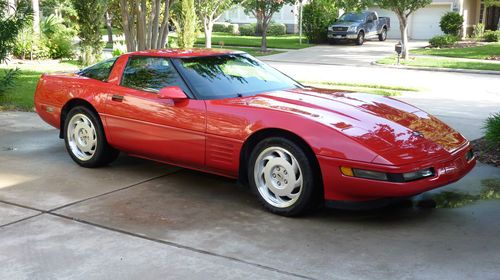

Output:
xmin=371 ymin=61 xmax=500 ymax=75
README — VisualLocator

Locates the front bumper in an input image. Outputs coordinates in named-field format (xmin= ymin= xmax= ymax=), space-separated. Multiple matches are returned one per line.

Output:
xmin=327 ymin=31 xmax=358 ymax=39
xmin=318 ymin=144 xmax=476 ymax=202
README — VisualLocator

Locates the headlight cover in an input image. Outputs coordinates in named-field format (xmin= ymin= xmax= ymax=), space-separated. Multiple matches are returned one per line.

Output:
xmin=347 ymin=26 xmax=357 ymax=32
xmin=340 ymin=167 xmax=435 ymax=182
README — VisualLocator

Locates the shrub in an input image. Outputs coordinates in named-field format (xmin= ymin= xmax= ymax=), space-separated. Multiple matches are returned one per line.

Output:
xmin=239 ymin=24 xmax=256 ymax=36
xmin=0 ymin=68 xmax=19 ymax=98
xmin=429 ymin=34 xmax=458 ymax=47
xmin=267 ymin=23 xmax=286 ymax=36
xmin=473 ymin=23 xmax=485 ymax=39
xmin=303 ymin=0 xmax=338 ymax=43
xmin=439 ymin=12 xmax=463 ymax=36
xmin=227 ymin=23 xmax=239 ymax=35
xmin=483 ymin=30 xmax=500 ymax=42
xmin=484 ymin=113 xmax=500 ymax=145
xmin=213 ymin=22 xmax=229 ymax=33
xmin=44 ymin=31 xmax=74 ymax=59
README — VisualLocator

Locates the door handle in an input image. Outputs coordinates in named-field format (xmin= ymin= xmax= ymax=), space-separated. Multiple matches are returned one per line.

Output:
xmin=111 ymin=95 xmax=124 ymax=102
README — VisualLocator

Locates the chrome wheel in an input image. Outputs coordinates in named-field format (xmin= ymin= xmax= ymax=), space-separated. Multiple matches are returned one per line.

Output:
xmin=254 ymin=146 xmax=303 ymax=208
xmin=66 ymin=113 xmax=97 ymax=161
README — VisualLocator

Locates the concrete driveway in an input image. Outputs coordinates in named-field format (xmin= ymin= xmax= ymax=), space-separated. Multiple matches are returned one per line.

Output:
xmin=261 ymin=40 xmax=428 ymax=66
xmin=1 ymin=111 xmax=500 ymax=279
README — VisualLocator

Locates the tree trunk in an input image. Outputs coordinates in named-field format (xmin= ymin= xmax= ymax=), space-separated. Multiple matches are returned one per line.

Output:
xmin=136 ymin=0 xmax=147 ymax=51
xmin=119 ymin=0 xmax=137 ymax=52
xmin=105 ymin=11 xmax=113 ymax=44
xmin=158 ymin=0 xmax=171 ymax=48
xmin=256 ymin=13 xmax=264 ymax=36
xmin=31 ymin=0 xmax=40 ymax=34
xmin=482 ymin=5 xmax=487 ymax=24
xmin=204 ymin=20 xmax=213 ymax=48
xmin=261 ymin=23 xmax=268 ymax=52
xmin=397 ymin=13 xmax=409 ymax=59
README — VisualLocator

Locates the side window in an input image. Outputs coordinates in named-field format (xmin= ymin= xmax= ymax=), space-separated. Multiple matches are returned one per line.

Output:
xmin=79 ymin=58 xmax=117 ymax=82
xmin=121 ymin=56 xmax=190 ymax=94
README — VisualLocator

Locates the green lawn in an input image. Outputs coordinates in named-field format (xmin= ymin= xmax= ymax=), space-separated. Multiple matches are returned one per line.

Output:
xmin=0 ymin=61 xmax=79 ymax=111
xmin=100 ymin=27 xmax=123 ymax=36
xmin=377 ymin=56 xmax=500 ymax=71
xmin=411 ymin=43 xmax=500 ymax=59
xmin=196 ymin=32 xmax=312 ymax=49
xmin=196 ymin=45 xmax=284 ymax=57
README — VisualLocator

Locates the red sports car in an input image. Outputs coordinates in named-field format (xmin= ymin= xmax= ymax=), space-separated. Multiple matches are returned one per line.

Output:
xmin=34 ymin=49 xmax=475 ymax=216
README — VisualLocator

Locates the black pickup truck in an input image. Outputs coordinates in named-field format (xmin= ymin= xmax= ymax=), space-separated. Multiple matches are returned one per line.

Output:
xmin=327 ymin=11 xmax=390 ymax=45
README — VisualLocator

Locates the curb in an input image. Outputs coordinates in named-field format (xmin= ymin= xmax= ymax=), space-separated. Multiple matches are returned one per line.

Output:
xmin=371 ymin=61 xmax=500 ymax=75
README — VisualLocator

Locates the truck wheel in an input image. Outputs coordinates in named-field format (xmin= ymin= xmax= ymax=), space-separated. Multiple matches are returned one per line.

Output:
xmin=378 ymin=28 xmax=387 ymax=41
xmin=356 ymin=31 xmax=364 ymax=45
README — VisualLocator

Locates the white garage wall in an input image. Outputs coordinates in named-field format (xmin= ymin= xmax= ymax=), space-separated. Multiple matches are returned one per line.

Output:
xmin=411 ymin=4 xmax=452 ymax=39
xmin=369 ymin=3 xmax=453 ymax=40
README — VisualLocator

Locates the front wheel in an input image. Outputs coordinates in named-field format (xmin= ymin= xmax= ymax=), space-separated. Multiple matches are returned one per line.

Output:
xmin=248 ymin=137 xmax=319 ymax=216
xmin=356 ymin=31 xmax=365 ymax=45
xmin=64 ymin=106 xmax=119 ymax=168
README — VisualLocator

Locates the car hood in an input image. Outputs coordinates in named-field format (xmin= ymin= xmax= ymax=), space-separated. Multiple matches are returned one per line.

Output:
xmin=227 ymin=88 xmax=468 ymax=165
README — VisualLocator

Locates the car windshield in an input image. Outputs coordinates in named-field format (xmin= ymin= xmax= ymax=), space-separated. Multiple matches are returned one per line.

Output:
xmin=339 ymin=13 xmax=365 ymax=22
xmin=173 ymin=53 xmax=302 ymax=99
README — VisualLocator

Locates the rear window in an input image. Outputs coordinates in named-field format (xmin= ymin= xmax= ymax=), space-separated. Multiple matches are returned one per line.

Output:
xmin=78 ymin=57 xmax=117 ymax=82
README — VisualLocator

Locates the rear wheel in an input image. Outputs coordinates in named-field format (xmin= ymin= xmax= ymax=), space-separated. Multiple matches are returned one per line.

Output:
xmin=248 ymin=137 xmax=319 ymax=216
xmin=356 ymin=31 xmax=365 ymax=45
xmin=378 ymin=28 xmax=387 ymax=41
xmin=64 ymin=106 xmax=119 ymax=168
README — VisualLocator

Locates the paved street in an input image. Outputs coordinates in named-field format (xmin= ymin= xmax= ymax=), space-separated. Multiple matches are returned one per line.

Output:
xmin=261 ymin=40 xmax=429 ymax=66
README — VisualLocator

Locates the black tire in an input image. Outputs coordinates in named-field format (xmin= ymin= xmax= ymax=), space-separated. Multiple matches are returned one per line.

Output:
xmin=248 ymin=137 xmax=320 ymax=216
xmin=378 ymin=28 xmax=387 ymax=41
xmin=64 ymin=106 xmax=119 ymax=168
xmin=356 ymin=31 xmax=365 ymax=45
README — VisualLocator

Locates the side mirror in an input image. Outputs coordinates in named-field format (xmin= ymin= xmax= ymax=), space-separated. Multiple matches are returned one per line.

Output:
xmin=158 ymin=86 xmax=187 ymax=101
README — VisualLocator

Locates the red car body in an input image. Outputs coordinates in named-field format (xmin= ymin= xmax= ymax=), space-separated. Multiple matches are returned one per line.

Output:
xmin=34 ymin=49 xmax=475 ymax=205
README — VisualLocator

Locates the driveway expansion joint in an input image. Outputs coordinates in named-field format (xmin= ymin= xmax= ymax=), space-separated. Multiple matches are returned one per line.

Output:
xmin=48 ymin=211 xmax=316 ymax=280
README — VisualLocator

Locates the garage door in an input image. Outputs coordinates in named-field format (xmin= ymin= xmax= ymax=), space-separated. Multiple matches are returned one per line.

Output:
xmin=411 ymin=4 xmax=451 ymax=39
xmin=371 ymin=8 xmax=400 ymax=39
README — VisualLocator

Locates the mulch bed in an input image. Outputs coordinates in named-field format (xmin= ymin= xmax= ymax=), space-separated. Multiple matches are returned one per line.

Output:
xmin=471 ymin=137 xmax=500 ymax=167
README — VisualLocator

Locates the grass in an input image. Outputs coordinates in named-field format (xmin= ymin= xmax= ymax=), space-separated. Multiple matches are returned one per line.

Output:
xmin=196 ymin=45 xmax=284 ymax=57
xmin=195 ymin=32 xmax=312 ymax=49
xmin=411 ymin=43 xmax=500 ymax=59
xmin=99 ymin=27 xmax=123 ymax=36
xmin=377 ymin=56 xmax=500 ymax=72
xmin=0 ymin=61 xmax=79 ymax=111
xmin=301 ymin=81 xmax=420 ymax=96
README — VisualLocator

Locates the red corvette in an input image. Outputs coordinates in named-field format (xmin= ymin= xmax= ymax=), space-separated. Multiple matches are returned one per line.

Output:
xmin=34 ymin=49 xmax=475 ymax=216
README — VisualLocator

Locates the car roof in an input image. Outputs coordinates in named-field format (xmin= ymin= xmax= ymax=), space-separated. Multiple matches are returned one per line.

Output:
xmin=127 ymin=48 xmax=244 ymax=58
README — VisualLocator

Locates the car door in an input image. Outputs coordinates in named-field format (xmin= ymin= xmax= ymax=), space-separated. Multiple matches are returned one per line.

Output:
xmin=103 ymin=55 xmax=206 ymax=169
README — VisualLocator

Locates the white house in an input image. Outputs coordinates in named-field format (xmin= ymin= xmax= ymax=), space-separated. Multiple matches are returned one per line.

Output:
xmin=218 ymin=3 xmax=302 ymax=33
xmin=219 ymin=1 xmax=498 ymax=40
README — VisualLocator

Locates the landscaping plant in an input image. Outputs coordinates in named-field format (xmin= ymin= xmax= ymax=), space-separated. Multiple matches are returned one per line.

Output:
xmin=173 ymin=0 xmax=197 ymax=48
xmin=429 ymin=34 xmax=458 ymax=48
xmin=485 ymin=113 xmax=500 ymax=145
xmin=473 ymin=23 xmax=485 ymax=39
xmin=302 ymin=0 xmax=338 ymax=43
xmin=72 ymin=0 xmax=108 ymax=65
xmin=439 ymin=12 xmax=463 ymax=36
xmin=483 ymin=30 xmax=500 ymax=42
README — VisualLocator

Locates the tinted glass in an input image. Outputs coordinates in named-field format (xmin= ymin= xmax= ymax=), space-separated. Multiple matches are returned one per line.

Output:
xmin=174 ymin=54 xmax=301 ymax=99
xmin=121 ymin=56 xmax=190 ymax=94
xmin=339 ymin=13 xmax=365 ymax=22
xmin=79 ymin=58 xmax=117 ymax=82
